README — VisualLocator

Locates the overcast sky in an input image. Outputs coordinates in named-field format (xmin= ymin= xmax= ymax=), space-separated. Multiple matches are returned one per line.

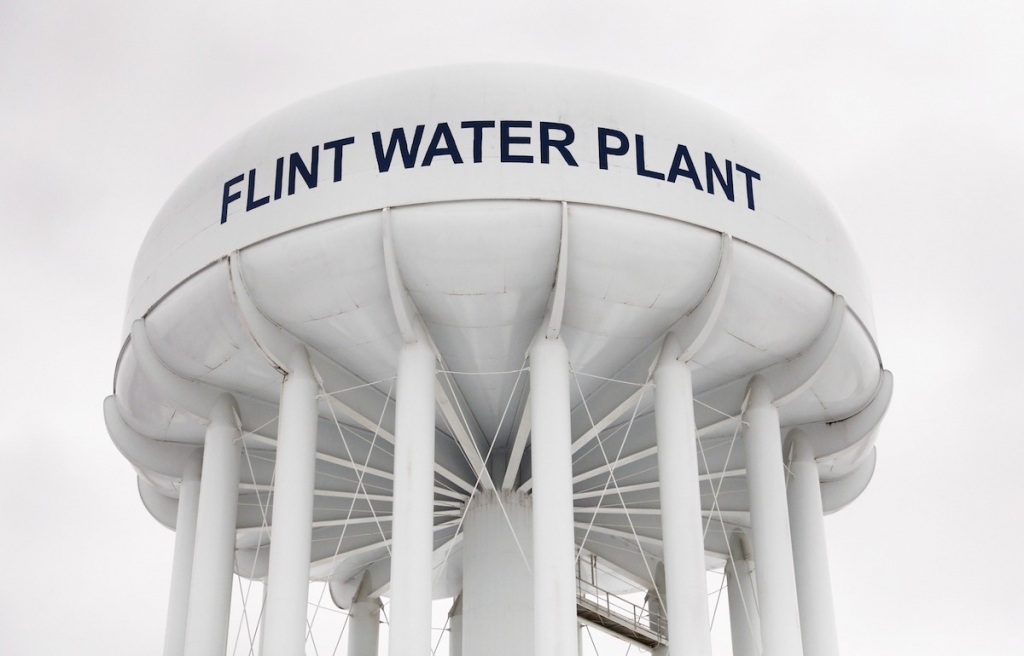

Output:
xmin=2 ymin=1 xmax=1022 ymax=654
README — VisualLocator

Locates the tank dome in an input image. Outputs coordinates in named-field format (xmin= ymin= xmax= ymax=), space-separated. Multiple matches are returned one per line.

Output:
xmin=125 ymin=63 xmax=875 ymax=338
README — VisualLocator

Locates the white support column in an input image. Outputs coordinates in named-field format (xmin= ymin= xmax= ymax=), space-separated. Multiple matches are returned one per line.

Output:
xmin=726 ymin=531 xmax=761 ymax=656
xmin=529 ymin=335 xmax=579 ymax=656
xmin=183 ymin=395 xmax=242 ymax=656
xmin=654 ymin=340 xmax=712 ymax=656
xmin=742 ymin=376 xmax=803 ymax=655
xmin=258 ymin=583 xmax=268 ymax=656
xmin=448 ymin=595 xmax=463 ymax=656
xmin=348 ymin=596 xmax=382 ymax=656
xmin=463 ymin=490 xmax=533 ymax=656
xmin=787 ymin=432 xmax=840 ymax=656
xmin=388 ymin=339 xmax=437 ymax=656
xmin=164 ymin=452 xmax=202 ymax=656
xmin=262 ymin=348 xmax=320 ymax=655
xmin=648 ymin=561 xmax=668 ymax=656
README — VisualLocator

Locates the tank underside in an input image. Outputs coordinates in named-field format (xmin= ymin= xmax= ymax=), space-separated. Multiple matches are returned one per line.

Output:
xmin=110 ymin=198 xmax=888 ymax=598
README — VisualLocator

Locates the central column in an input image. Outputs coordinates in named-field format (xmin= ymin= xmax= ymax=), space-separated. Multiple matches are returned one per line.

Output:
xmin=462 ymin=490 xmax=533 ymax=656
xmin=529 ymin=334 xmax=579 ymax=656
xmin=743 ymin=376 xmax=803 ymax=655
xmin=347 ymin=596 xmax=382 ymax=656
xmin=262 ymin=349 xmax=320 ymax=655
xmin=183 ymin=395 xmax=242 ymax=656
xmin=388 ymin=339 xmax=437 ymax=656
xmin=654 ymin=343 xmax=713 ymax=656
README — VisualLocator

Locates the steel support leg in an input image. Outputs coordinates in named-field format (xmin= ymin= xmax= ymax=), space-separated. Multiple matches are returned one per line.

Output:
xmin=183 ymin=395 xmax=241 ymax=656
xmin=448 ymin=595 xmax=463 ymax=656
xmin=726 ymin=531 xmax=761 ymax=656
xmin=648 ymin=561 xmax=669 ymax=656
xmin=529 ymin=335 xmax=578 ymax=656
xmin=788 ymin=432 xmax=839 ymax=656
xmin=388 ymin=340 xmax=437 ymax=656
xmin=262 ymin=350 xmax=320 ymax=655
xmin=743 ymin=376 xmax=803 ymax=655
xmin=654 ymin=350 xmax=712 ymax=655
xmin=164 ymin=452 xmax=202 ymax=656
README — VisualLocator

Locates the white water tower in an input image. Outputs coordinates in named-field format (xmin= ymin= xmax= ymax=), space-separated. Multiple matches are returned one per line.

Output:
xmin=106 ymin=64 xmax=891 ymax=656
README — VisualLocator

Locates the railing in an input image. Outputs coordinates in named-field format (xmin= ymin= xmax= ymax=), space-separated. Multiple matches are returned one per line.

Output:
xmin=575 ymin=576 xmax=667 ymax=644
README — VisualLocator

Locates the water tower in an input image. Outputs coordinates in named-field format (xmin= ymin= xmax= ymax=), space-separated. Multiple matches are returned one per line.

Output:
xmin=106 ymin=64 xmax=891 ymax=656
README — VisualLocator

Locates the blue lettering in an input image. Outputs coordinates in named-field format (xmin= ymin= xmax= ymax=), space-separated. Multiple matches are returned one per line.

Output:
xmin=705 ymin=153 xmax=734 ymax=201
xmin=667 ymin=145 xmax=702 ymax=190
xmin=539 ymin=122 xmax=578 ymax=166
xmin=288 ymin=147 xmax=319 ymax=195
xmin=422 ymin=123 xmax=464 ymax=166
xmin=373 ymin=126 xmax=425 ymax=172
xmin=246 ymin=168 xmax=270 ymax=211
xmin=598 ymin=128 xmax=629 ymax=169
xmin=324 ymin=137 xmax=355 ymax=182
xmin=634 ymin=134 xmax=665 ymax=180
xmin=461 ymin=121 xmax=495 ymax=163
xmin=273 ymin=157 xmax=284 ymax=200
xmin=501 ymin=121 xmax=533 ymax=163
xmin=736 ymin=164 xmax=760 ymax=211
xmin=220 ymin=174 xmax=244 ymax=224
xmin=218 ymin=122 xmax=762 ymax=225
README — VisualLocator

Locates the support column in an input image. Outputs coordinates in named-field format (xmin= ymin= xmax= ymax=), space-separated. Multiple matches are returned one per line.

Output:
xmin=463 ymin=490 xmax=533 ymax=656
xmin=647 ymin=562 xmax=668 ymax=656
xmin=529 ymin=335 xmax=578 ymax=656
xmin=258 ymin=583 xmax=268 ymax=655
xmin=262 ymin=349 xmax=320 ymax=655
xmin=726 ymin=531 xmax=761 ymax=656
xmin=348 ymin=596 xmax=382 ymax=656
xmin=448 ymin=595 xmax=462 ymax=656
xmin=654 ymin=340 xmax=712 ymax=655
xmin=388 ymin=339 xmax=437 ymax=656
xmin=742 ymin=376 xmax=803 ymax=655
xmin=787 ymin=432 xmax=839 ymax=656
xmin=183 ymin=395 xmax=242 ymax=656
xmin=164 ymin=451 xmax=202 ymax=656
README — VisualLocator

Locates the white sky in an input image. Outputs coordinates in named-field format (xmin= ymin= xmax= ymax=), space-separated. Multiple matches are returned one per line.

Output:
xmin=2 ymin=1 xmax=1022 ymax=654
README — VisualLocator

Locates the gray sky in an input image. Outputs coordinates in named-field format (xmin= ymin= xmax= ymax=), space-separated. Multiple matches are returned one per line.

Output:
xmin=2 ymin=1 xmax=1022 ymax=654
